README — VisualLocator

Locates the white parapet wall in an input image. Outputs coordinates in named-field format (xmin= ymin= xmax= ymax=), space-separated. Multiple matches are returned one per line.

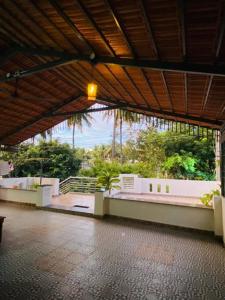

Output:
xmin=104 ymin=197 xmax=214 ymax=231
xmin=213 ymin=196 xmax=223 ymax=237
xmin=119 ymin=174 xmax=219 ymax=198
xmin=0 ymin=185 xmax=52 ymax=207
xmin=222 ymin=197 xmax=225 ymax=245
xmin=94 ymin=174 xmax=220 ymax=232
xmin=0 ymin=177 xmax=59 ymax=196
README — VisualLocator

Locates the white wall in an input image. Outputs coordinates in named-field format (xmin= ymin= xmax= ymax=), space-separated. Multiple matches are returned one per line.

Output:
xmin=119 ymin=174 xmax=219 ymax=198
xmin=220 ymin=127 xmax=225 ymax=245
xmin=213 ymin=196 xmax=223 ymax=237
xmin=105 ymin=197 xmax=214 ymax=231
xmin=0 ymin=177 xmax=59 ymax=196
xmin=33 ymin=178 xmax=59 ymax=196
xmin=222 ymin=197 xmax=225 ymax=245
xmin=0 ymin=188 xmax=38 ymax=205
xmin=0 ymin=185 xmax=52 ymax=207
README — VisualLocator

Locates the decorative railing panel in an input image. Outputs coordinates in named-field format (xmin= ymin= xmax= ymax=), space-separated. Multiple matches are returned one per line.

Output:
xmin=59 ymin=176 xmax=97 ymax=194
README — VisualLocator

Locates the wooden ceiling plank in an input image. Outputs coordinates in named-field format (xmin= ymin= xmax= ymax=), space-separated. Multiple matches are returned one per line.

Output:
xmin=9 ymin=0 xmax=89 ymax=97
xmin=104 ymin=65 xmax=141 ymax=106
xmin=31 ymin=0 xmax=121 ymax=100
xmin=105 ymin=0 xmax=156 ymax=109
xmin=75 ymin=0 xmax=115 ymax=56
xmin=177 ymin=0 xmax=186 ymax=60
xmin=184 ymin=73 xmax=188 ymax=114
xmin=96 ymin=96 xmax=221 ymax=128
xmin=215 ymin=1 xmax=225 ymax=59
xmin=104 ymin=0 xmax=135 ymax=57
xmin=48 ymin=0 xmax=94 ymax=54
xmin=161 ymin=72 xmax=174 ymax=112
xmin=0 ymin=94 xmax=83 ymax=144
xmin=0 ymin=3 xmax=77 ymax=98
xmin=201 ymin=75 xmax=213 ymax=114
xmin=139 ymin=0 xmax=159 ymax=58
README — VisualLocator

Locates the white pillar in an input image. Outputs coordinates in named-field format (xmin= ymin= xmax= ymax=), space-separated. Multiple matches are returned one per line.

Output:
xmin=36 ymin=185 xmax=52 ymax=207
xmin=213 ymin=196 xmax=223 ymax=237
xmin=221 ymin=198 xmax=225 ymax=246
xmin=94 ymin=191 xmax=105 ymax=217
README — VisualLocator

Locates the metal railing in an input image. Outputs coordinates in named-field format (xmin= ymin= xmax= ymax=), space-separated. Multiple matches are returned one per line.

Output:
xmin=59 ymin=176 xmax=97 ymax=194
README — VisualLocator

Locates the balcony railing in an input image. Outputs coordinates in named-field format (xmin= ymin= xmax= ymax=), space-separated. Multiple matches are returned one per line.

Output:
xmin=59 ymin=176 xmax=97 ymax=194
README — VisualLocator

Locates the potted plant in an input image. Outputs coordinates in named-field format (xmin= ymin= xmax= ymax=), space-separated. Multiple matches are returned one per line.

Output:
xmin=97 ymin=170 xmax=120 ymax=195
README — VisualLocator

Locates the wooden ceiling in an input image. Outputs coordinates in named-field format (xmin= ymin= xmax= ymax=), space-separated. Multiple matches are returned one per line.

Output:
xmin=0 ymin=0 xmax=225 ymax=145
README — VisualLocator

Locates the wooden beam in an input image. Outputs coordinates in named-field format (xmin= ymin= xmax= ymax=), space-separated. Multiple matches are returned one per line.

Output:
xmin=48 ymin=0 xmax=94 ymax=54
xmin=0 ymin=94 xmax=83 ymax=144
xmin=184 ymin=73 xmax=188 ymax=114
xmin=201 ymin=75 xmax=213 ymax=114
xmin=95 ymin=96 xmax=222 ymax=128
xmin=105 ymin=0 xmax=135 ymax=57
xmin=161 ymin=72 xmax=174 ymax=112
xmin=105 ymin=0 xmax=154 ymax=109
xmin=0 ymin=47 xmax=18 ymax=67
xmin=51 ymin=103 xmax=126 ymax=117
xmin=215 ymin=1 xmax=225 ymax=59
xmin=75 ymin=0 xmax=115 ymax=56
xmin=139 ymin=0 xmax=159 ymax=58
xmin=2 ymin=50 xmax=225 ymax=83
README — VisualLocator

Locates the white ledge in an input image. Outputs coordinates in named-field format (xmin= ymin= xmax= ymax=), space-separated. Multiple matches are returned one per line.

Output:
xmin=107 ymin=192 xmax=212 ymax=209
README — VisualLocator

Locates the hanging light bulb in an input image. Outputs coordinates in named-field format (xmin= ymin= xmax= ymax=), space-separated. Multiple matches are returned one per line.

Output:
xmin=87 ymin=63 xmax=98 ymax=101
xmin=87 ymin=82 xmax=98 ymax=101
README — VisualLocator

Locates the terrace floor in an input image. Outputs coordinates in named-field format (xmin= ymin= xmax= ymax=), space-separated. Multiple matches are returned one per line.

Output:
xmin=49 ymin=192 xmax=95 ymax=214
xmin=1 ymin=203 xmax=225 ymax=299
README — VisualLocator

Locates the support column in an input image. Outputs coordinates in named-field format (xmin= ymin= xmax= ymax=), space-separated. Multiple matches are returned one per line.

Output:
xmin=94 ymin=191 xmax=106 ymax=217
xmin=220 ymin=125 xmax=225 ymax=245
xmin=215 ymin=131 xmax=221 ymax=181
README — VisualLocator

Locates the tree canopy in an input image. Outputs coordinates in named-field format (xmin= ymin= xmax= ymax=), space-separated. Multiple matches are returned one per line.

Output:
xmin=81 ymin=127 xmax=216 ymax=180
xmin=0 ymin=126 xmax=216 ymax=181
xmin=0 ymin=140 xmax=81 ymax=180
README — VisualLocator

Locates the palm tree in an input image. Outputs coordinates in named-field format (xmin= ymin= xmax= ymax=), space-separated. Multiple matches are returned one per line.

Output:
xmin=40 ymin=128 xmax=53 ymax=141
xmin=118 ymin=110 xmax=141 ymax=163
xmin=67 ymin=113 xmax=93 ymax=148
xmin=104 ymin=109 xmax=141 ymax=162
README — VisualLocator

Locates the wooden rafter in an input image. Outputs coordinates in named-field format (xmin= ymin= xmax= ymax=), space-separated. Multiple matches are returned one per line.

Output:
xmin=0 ymin=94 xmax=83 ymax=144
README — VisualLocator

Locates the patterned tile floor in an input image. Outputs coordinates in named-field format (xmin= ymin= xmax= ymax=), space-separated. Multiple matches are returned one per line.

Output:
xmin=50 ymin=193 xmax=94 ymax=214
xmin=0 ymin=203 xmax=225 ymax=300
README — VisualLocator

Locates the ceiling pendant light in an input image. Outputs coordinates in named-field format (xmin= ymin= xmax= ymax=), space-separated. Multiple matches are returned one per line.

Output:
xmin=87 ymin=82 xmax=97 ymax=101
xmin=87 ymin=64 xmax=98 ymax=101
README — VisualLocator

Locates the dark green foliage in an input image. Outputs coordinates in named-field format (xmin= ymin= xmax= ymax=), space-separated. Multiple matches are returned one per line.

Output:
xmin=0 ymin=126 xmax=215 ymax=181
xmin=0 ymin=141 xmax=81 ymax=181
xmin=81 ymin=127 xmax=215 ymax=180
xmin=162 ymin=132 xmax=215 ymax=180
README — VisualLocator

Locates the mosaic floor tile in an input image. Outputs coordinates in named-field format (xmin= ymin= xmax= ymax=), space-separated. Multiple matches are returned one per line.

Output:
xmin=0 ymin=203 xmax=225 ymax=300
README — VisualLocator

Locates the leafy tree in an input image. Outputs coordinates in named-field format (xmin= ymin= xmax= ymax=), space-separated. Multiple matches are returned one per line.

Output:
xmin=162 ymin=132 xmax=215 ymax=180
xmin=122 ymin=127 xmax=215 ymax=180
xmin=0 ymin=141 xmax=81 ymax=180
xmin=163 ymin=153 xmax=197 ymax=179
